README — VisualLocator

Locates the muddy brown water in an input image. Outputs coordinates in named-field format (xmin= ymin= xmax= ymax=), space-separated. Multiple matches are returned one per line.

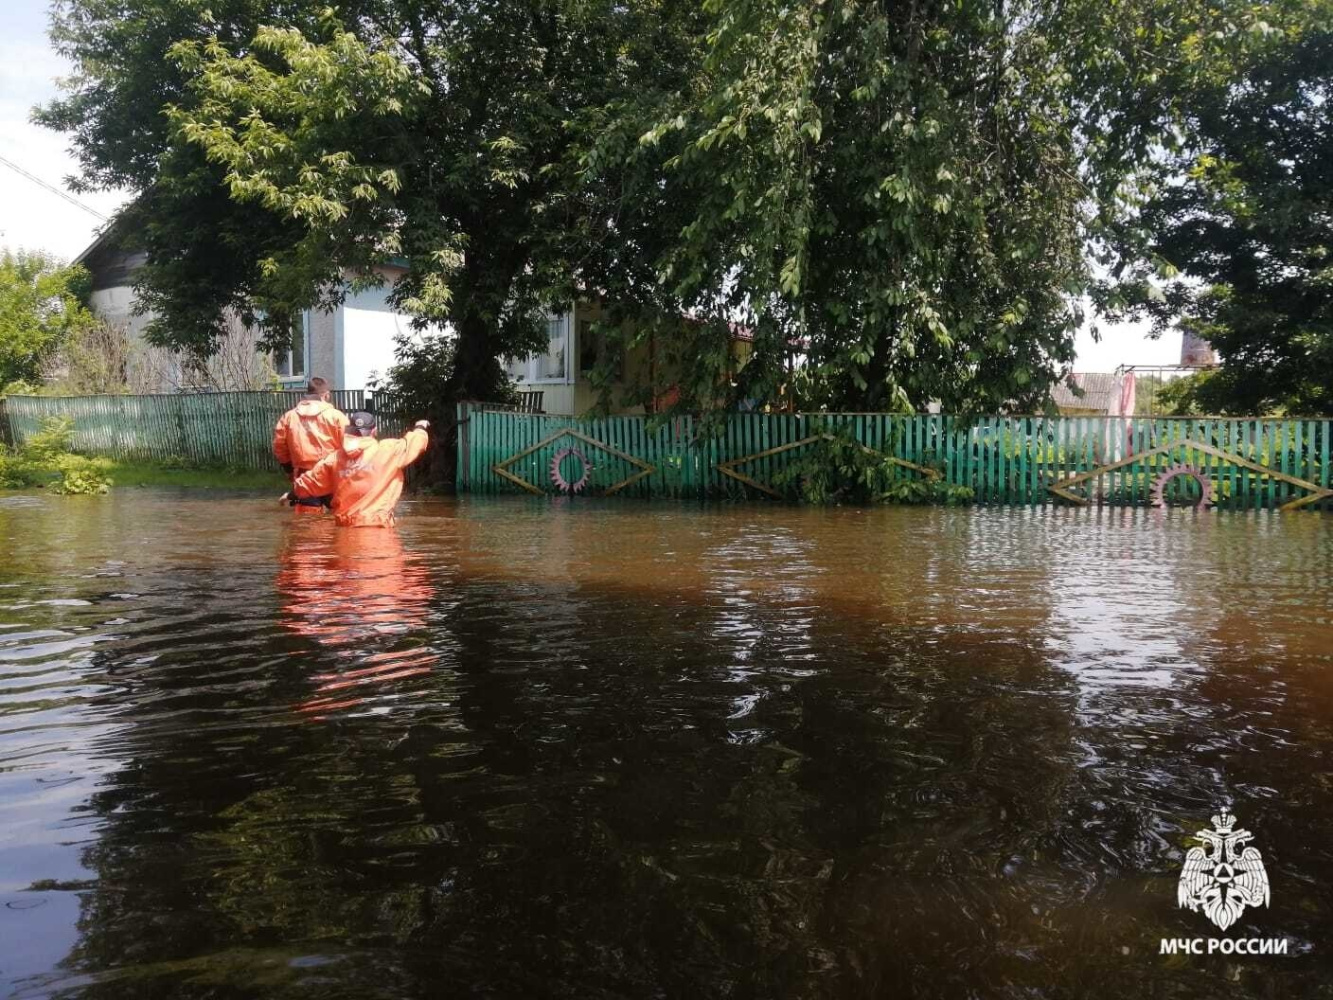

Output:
xmin=0 ymin=490 xmax=1331 ymax=998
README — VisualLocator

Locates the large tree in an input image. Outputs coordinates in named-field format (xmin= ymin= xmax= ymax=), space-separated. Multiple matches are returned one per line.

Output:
xmin=630 ymin=0 xmax=1228 ymax=414
xmin=42 ymin=0 xmax=1291 ymax=418
xmin=38 ymin=2 xmax=330 ymax=363
xmin=1097 ymin=0 xmax=1333 ymax=415
xmin=40 ymin=0 xmax=704 ymax=403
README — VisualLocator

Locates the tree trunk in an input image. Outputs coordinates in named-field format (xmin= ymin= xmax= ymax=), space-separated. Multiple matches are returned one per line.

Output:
xmin=452 ymin=309 xmax=498 ymax=403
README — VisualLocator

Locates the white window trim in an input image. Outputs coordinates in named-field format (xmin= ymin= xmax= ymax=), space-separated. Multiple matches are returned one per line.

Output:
xmin=515 ymin=308 xmax=576 ymax=385
xmin=275 ymin=311 xmax=311 ymax=385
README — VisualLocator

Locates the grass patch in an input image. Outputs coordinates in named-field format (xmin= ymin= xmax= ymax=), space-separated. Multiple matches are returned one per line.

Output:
xmin=103 ymin=460 xmax=286 ymax=491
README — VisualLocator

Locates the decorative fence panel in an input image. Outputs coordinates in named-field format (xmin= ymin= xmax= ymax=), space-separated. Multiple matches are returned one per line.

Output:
xmin=459 ymin=405 xmax=699 ymax=499
xmin=459 ymin=406 xmax=1333 ymax=511
xmin=2 ymin=390 xmax=368 ymax=467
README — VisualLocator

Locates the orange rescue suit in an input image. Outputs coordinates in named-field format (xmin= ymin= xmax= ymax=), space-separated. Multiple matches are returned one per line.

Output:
xmin=292 ymin=427 xmax=429 ymax=527
xmin=273 ymin=399 xmax=350 ymax=474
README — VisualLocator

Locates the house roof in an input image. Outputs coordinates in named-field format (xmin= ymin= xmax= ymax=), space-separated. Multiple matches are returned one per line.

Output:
xmin=73 ymin=214 xmax=130 ymax=268
xmin=1051 ymin=372 xmax=1118 ymax=413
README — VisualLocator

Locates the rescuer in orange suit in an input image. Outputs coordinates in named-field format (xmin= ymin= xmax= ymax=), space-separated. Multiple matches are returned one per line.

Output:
xmin=273 ymin=376 xmax=350 ymax=514
xmin=282 ymin=411 xmax=430 ymax=527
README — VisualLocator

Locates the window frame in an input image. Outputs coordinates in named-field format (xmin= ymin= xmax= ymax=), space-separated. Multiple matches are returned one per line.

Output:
xmin=510 ymin=308 xmax=576 ymax=386
xmin=273 ymin=311 xmax=310 ymax=385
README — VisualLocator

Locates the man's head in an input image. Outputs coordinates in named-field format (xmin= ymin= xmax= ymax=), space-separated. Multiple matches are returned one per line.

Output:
xmin=346 ymin=410 xmax=378 ymax=438
xmin=305 ymin=376 xmax=331 ymax=401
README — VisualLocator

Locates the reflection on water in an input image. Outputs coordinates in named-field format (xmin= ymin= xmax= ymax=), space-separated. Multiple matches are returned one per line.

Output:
xmin=0 ymin=492 xmax=1330 ymax=998
xmin=277 ymin=526 xmax=438 ymax=717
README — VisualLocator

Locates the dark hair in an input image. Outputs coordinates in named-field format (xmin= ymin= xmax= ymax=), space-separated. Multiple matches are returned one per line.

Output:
xmin=306 ymin=377 xmax=330 ymax=395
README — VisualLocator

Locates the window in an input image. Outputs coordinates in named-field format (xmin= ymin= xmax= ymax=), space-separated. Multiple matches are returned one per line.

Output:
xmin=536 ymin=313 xmax=569 ymax=381
xmin=273 ymin=313 xmax=309 ymax=381
xmin=508 ymin=309 xmax=575 ymax=385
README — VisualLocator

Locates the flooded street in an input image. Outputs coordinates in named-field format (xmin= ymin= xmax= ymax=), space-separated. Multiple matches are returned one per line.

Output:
xmin=1 ymin=491 xmax=1331 ymax=998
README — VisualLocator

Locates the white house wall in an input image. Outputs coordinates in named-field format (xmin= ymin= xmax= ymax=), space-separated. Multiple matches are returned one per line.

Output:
xmin=337 ymin=288 xmax=409 ymax=392
xmin=89 ymin=286 xmax=153 ymax=338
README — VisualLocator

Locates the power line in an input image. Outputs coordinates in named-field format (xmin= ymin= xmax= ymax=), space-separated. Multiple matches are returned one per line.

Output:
xmin=0 ymin=154 xmax=108 ymax=221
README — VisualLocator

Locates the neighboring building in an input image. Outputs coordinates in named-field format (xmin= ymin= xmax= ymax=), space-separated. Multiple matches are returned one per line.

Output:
xmin=76 ymin=227 xmax=419 ymax=394
xmin=1180 ymin=328 xmax=1217 ymax=367
xmin=1051 ymin=372 xmax=1120 ymax=415
xmin=78 ymin=223 xmax=749 ymax=411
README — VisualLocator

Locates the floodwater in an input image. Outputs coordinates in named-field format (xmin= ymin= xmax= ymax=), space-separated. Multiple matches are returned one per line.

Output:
xmin=1 ymin=492 xmax=1331 ymax=999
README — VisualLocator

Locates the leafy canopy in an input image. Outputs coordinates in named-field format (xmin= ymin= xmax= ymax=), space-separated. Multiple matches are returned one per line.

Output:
xmin=0 ymin=250 xmax=98 ymax=390
xmin=631 ymin=0 xmax=1242 ymax=414
xmin=42 ymin=0 xmax=704 ymax=404
xmin=1099 ymin=0 xmax=1333 ymax=415
xmin=38 ymin=0 xmax=1314 ymax=417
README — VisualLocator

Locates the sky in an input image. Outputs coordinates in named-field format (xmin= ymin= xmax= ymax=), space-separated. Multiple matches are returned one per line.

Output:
xmin=0 ymin=0 xmax=1183 ymax=372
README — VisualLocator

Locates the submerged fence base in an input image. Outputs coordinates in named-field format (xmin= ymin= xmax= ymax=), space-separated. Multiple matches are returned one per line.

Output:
xmin=457 ymin=405 xmax=1333 ymax=511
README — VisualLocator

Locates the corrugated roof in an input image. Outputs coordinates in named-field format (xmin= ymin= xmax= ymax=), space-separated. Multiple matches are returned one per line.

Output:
xmin=1051 ymin=373 xmax=1118 ymax=413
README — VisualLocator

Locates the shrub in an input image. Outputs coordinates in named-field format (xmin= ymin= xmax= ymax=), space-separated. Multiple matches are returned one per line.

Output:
xmin=49 ymin=457 xmax=110 ymax=495
xmin=0 ymin=417 xmax=110 ymax=495
xmin=768 ymin=429 xmax=973 ymax=506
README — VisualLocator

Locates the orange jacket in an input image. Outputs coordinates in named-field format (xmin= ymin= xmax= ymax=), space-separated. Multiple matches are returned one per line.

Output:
xmin=273 ymin=399 xmax=350 ymax=473
xmin=292 ymin=427 xmax=429 ymax=527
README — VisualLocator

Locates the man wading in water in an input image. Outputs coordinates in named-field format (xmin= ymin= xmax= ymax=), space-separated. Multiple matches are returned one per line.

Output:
xmin=273 ymin=377 xmax=350 ymax=513
xmin=281 ymin=411 xmax=431 ymax=527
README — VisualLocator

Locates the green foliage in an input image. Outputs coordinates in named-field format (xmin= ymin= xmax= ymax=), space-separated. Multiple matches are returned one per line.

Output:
xmin=1099 ymin=1 xmax=1333 ymax=415
xmin=1146 ymin=370 xmax=1229 ymax=417
xmin=1 ymin=379 xmax=47 ymax=396
xmin=0 ymin=416 xmax=281 ymax=493
xmin=103 ymin=460 xmax=285 ymax=489
xmin=37 ymin=1 xmax=330 ymax=357
xmin=633 ymin=0 xmax=1216 ymax=415
xmin=769 ymin=431 xmax=971 ymax=505
xmin=0 ymin=250 xmax=98 ymax=388
xmin=48 ymin=459 xmax=112 ymax=496
xmin=42 ymin=0 xmax=1309 ymax=420
xmin=370 ymin=331 xmax=514 ymax=426
xmin=0 ymin=418 xmax=110 ymax=494
xmin=23 ymin=416 xmax=75 ymax=462
xmin=40 ymin=0 xmax=703 ymax=401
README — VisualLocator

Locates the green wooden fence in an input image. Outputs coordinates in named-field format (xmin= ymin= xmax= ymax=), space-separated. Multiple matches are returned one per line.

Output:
xmin=5 ymin=393 xmax=1329 ymax=509
xmin=458 ymin=406 xmax=1333 ymax=510
xmin=0 ymin=390 xmax=410 ymax=468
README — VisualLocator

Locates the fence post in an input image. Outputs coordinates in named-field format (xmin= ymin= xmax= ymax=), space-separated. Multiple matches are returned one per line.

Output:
xmin=456 ymin=400 xmax=470 ymax=493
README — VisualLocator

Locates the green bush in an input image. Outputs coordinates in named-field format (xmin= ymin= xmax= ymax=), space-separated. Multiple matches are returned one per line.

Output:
xmin=769 ymin=429 xmax=973 ymax=506
xmin=0 ymin=417 xmax=110 ymax=495
xmin=49 ymin=458 xmax=110 ymax=495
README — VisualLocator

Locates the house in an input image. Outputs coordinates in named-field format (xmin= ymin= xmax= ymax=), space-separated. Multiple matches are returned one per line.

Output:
xmin=78 ymin=222 xmax=748 ymax=411
xmin=75 ymin=227 xmax=423 ymax=394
